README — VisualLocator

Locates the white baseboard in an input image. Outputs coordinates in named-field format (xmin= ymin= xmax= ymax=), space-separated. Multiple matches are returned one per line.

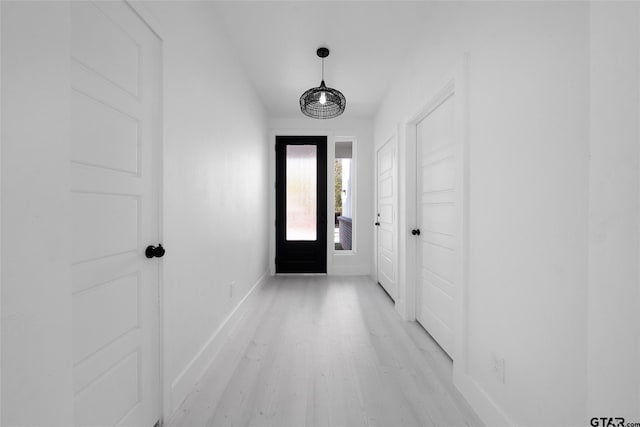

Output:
xmin=453 ymin=369 xmax=515 ymax=426
xmin=168 ymin=269 xmax=270 ymax=416
xmin=329 ymin=263 xmax=371 ymax=276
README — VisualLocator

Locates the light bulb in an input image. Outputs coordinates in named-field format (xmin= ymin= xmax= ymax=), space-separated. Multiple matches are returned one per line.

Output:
xmin=319 ymin=92 xmax=327 ymax=105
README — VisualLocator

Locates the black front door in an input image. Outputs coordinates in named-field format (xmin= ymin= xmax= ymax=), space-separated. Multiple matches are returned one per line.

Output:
xmin=275 ymin=136 xmax=327 ymax=273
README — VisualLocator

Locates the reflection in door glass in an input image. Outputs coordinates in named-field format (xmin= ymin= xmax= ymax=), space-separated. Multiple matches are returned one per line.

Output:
xmin=286 ymin=145 xmax=317 ymax=241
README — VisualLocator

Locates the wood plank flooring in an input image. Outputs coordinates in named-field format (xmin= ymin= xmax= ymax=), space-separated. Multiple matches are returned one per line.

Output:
xmin=166 ymin=275 xmax=482 ymax=427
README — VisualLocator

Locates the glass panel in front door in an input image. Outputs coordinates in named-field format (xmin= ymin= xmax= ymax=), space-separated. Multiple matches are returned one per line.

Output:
xmin=286 ymin=145 xmax=317 ymax=241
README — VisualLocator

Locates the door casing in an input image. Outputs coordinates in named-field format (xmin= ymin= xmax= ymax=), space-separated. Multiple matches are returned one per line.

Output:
xmin=400 ymin=57 xmax=469 ymax=371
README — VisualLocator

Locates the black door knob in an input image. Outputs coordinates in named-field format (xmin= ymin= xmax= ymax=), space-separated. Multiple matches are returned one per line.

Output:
xmin=146 ymin=244 xmax=165 ymax=259
xmin=375 ymin=222 xmax=380 ymax=226
xmin=411 ymin=229 xmax=421 ymax=236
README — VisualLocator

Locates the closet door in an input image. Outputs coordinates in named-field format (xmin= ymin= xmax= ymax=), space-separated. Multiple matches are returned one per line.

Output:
xmin=415 ymin=94 xmax=456 ymax=357
xmin=376 ymin=138 xmax=397 ymax=300
xmin=70 ymin=2 xmax=162 ymax=425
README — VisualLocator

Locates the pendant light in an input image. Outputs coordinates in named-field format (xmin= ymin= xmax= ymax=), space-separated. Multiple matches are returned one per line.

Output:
xmin=299 ymin=47 xmax=346 ymax=119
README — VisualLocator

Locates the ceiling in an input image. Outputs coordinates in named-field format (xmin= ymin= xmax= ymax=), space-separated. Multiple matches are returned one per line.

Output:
xmin=208 ymin=1 xmax=433 ymax=119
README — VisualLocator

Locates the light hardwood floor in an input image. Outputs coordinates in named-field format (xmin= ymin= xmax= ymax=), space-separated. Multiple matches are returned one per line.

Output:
xmin=166 ymin=275 xmax=482 ymax=427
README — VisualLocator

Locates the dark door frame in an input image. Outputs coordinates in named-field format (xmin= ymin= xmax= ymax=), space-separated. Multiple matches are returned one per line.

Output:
xmin=275 ymin=135 xmax=327 ymax=273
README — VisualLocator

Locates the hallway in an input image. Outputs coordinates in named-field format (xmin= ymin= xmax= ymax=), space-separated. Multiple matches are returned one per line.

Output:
xmin=167 ymin=276 xmax=481 ymax=427
xmin=4 ymin=1 xmax=640 ymax=425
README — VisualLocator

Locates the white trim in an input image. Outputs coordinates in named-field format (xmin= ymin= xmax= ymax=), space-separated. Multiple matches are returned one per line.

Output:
xmin=454 ymin=56 xmax=471 ymax=376
xmin=330 ymin=264 xmax=370 ymax=276
xmin=637 ymin=6 xmax=640 ymax=418
xmin=0 ymin=2 xmax=3 ymax=423
xmin=168 ymin=270 xmax=270 ymax=416
xmin=454 ymin=370 xmax=515 ymax=426
xmin=326 ymin=133 xmax=335 ymax=273
xmin=126 ymin=1 xmax=165 ymax=40
xmin=399 ymin=111 xmax=416 ymax=322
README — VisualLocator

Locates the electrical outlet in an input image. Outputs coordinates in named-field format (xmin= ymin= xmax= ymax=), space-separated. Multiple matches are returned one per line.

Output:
xmin=491 ymin=353 xmax=506 ymax=384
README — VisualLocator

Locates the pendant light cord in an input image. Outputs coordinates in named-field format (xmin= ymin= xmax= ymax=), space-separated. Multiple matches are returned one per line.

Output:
xmin=321 ymin=57 xmax=325 ymax=81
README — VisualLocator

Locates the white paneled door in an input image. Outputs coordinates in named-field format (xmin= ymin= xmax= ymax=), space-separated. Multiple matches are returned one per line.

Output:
xmin=70 ymin=2 xmax=161 ymax=426
xmin=415 ymin=95 xmax=456 ymax=357
xmin=376 ymin=139 xmax=397 ymax=300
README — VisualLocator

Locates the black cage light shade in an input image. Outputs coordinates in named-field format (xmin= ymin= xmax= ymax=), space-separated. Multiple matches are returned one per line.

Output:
xmin=299 ymin=47 xmax=346 ymax=119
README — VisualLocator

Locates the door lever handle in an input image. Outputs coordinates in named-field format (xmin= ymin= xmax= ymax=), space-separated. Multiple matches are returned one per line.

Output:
xmin=146 ymin=244 xmax=165 ymax=259
xmin=411 ymin=229 xmax=421 ymax=236
xmin=375 ymin=222 xmax=380 ymax=226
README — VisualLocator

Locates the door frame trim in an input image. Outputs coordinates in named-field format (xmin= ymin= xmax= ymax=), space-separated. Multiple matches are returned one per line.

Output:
xmin=401 ymin=56 xmax=469 ymax=373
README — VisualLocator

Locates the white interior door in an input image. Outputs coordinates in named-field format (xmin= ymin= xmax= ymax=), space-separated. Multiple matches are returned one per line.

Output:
xmin=415 ymin=95 xmax=456 ymax=357
xmin=70 ymin=2 xmax=161 ymax=425
xmin=376 ymin=139 xmax=397 ymax=300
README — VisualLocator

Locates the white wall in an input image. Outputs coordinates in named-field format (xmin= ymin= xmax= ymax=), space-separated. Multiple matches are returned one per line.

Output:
xmin=374 ymin=2 xmax=590 ymax=425
xmin=1 ymin=2 xmax=74 ymax=425
xmin=144 ymin=2 xmax=270 ymax=417
xmin=588 ymin=2 xmax=640 ymax=421
xmin=269 ymin=117 xmax=374 ymax=276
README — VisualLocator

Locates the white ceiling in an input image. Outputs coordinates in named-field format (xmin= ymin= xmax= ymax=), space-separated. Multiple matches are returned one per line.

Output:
xmin=208 ymin=1 xmax=433 ymax=119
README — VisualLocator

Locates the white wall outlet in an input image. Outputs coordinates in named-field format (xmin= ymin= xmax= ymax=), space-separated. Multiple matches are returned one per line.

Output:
xmin=491 ymin=353 xmax=506 ymax=384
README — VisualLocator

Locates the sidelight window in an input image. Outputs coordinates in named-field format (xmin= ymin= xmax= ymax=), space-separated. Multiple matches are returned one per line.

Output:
xmin=334 ymin=140 xmax=354 ymax=251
